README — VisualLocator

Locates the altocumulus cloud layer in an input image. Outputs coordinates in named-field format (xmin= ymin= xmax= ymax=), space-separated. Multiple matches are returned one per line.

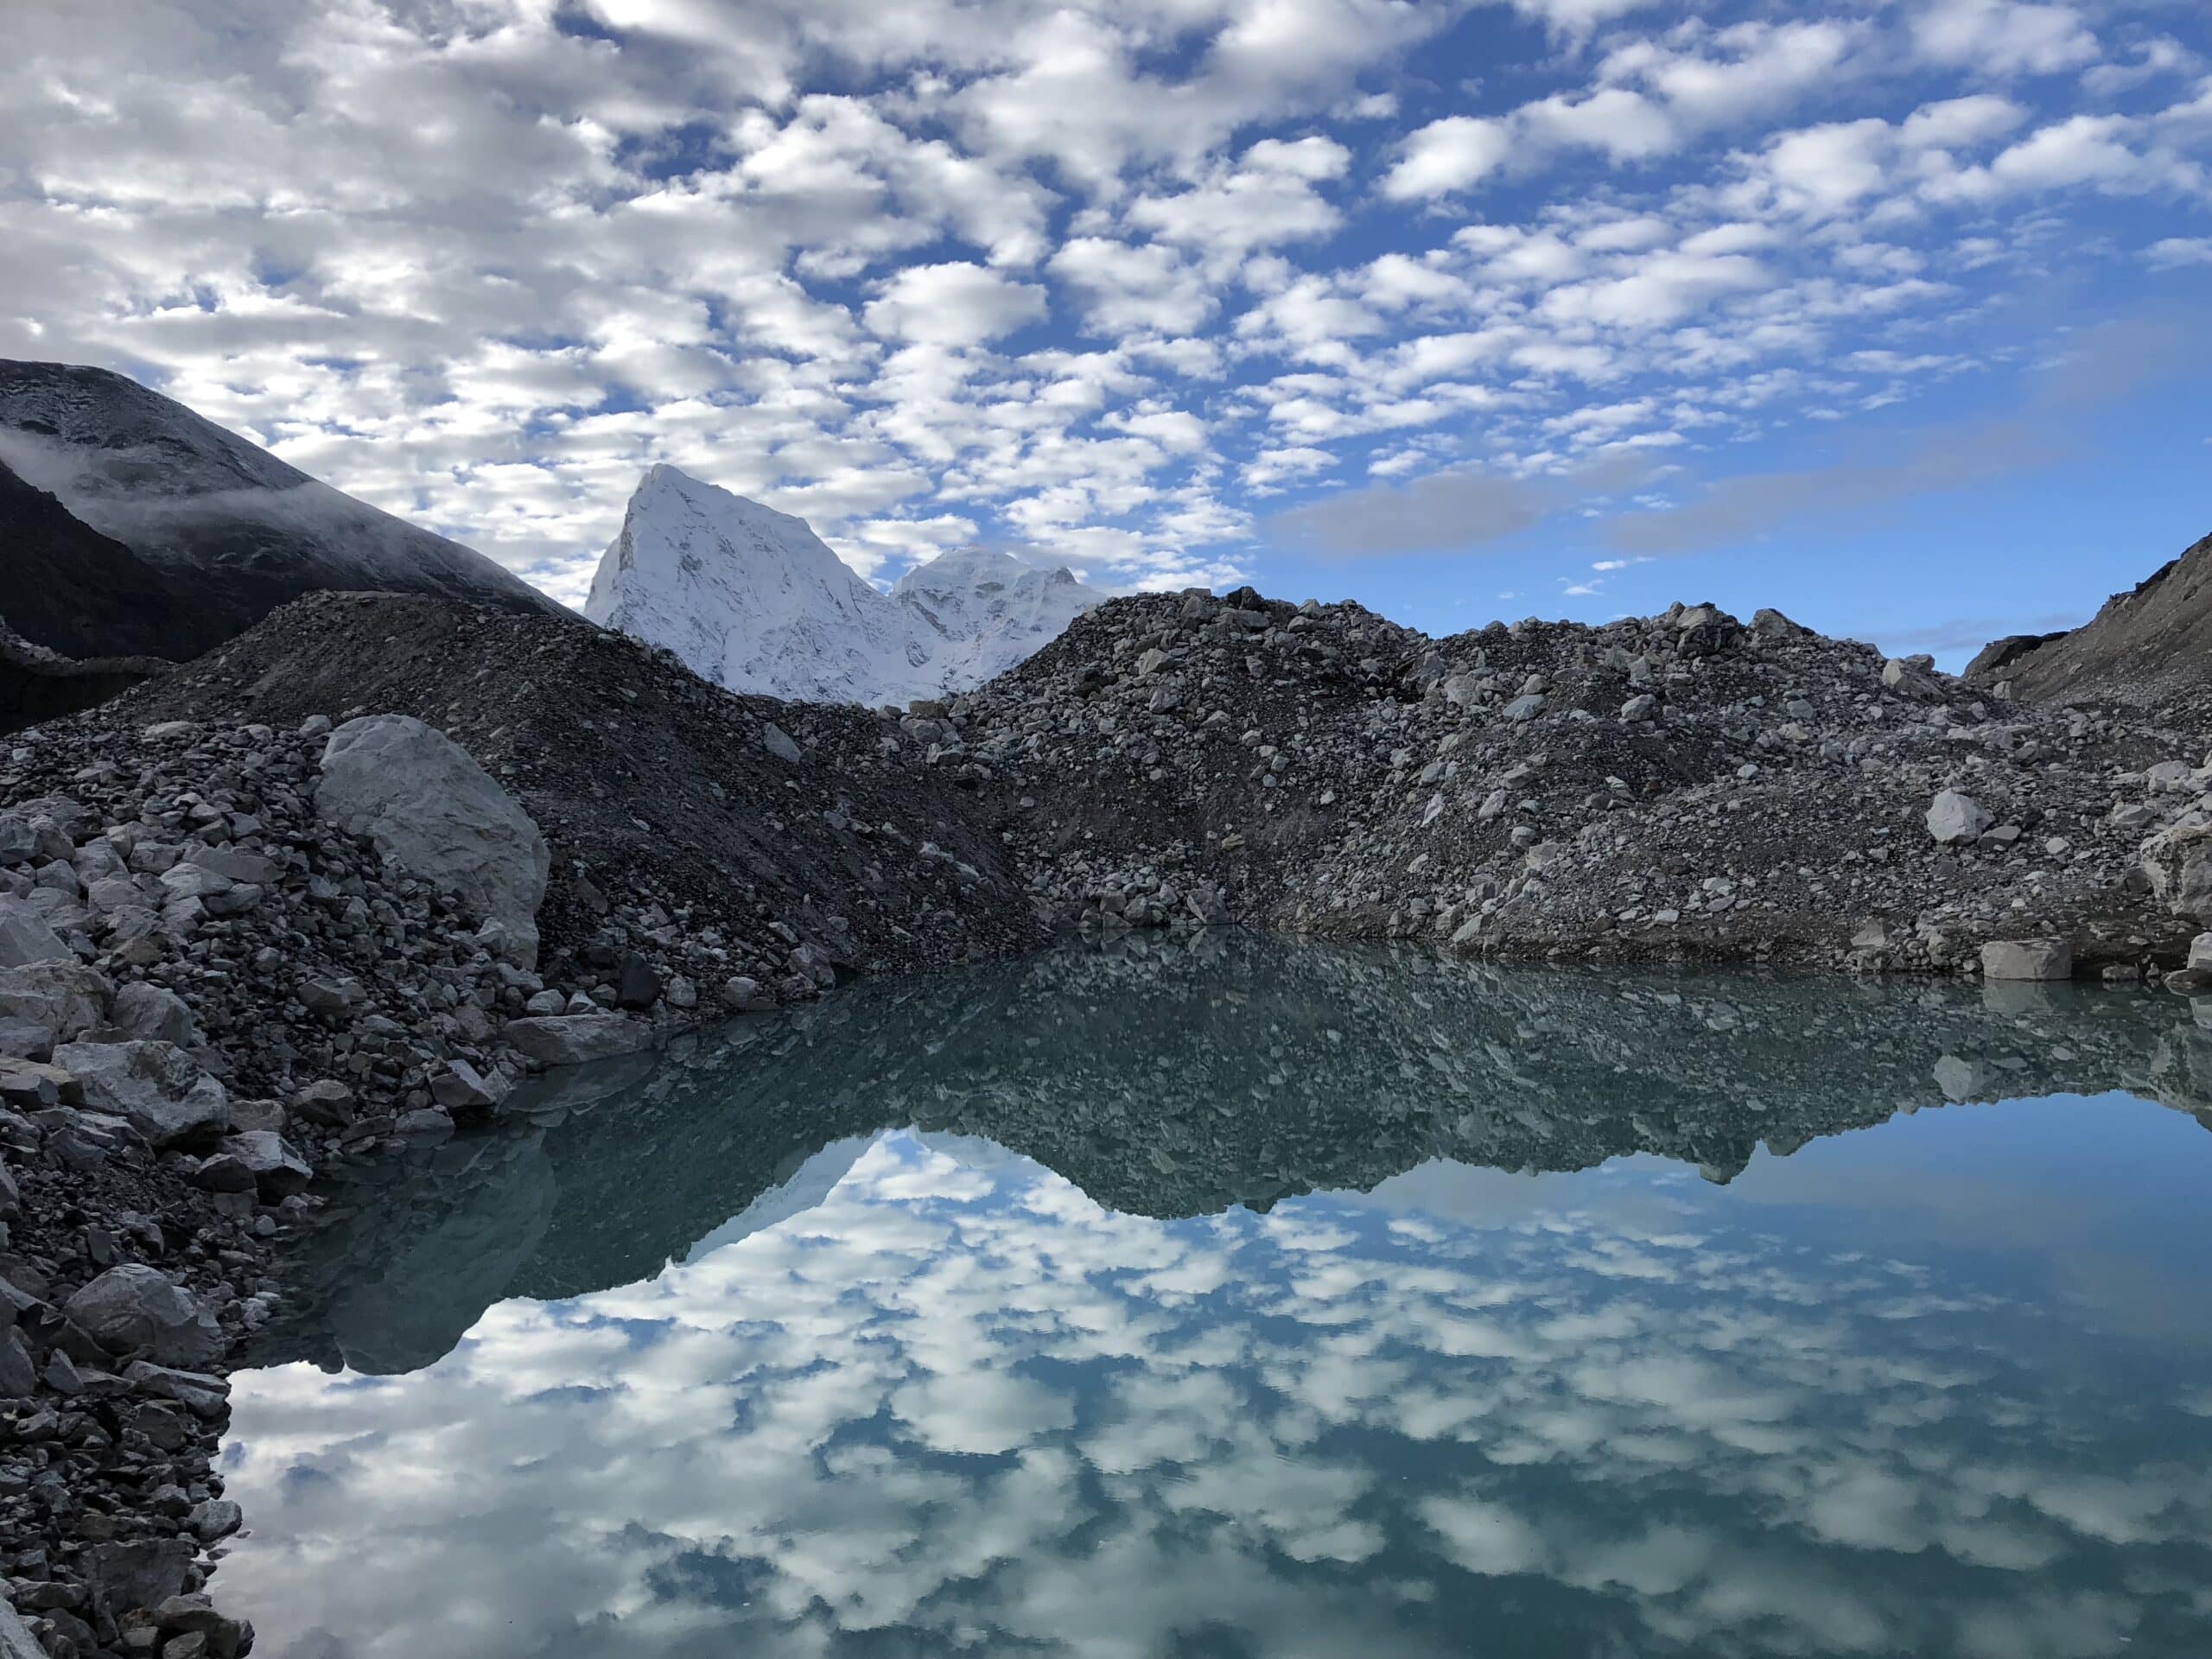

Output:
xmin=5 ymin=0 xmax=2208 ymax=602
xmin=219 ymin=1132 xmax=2212 ymax=1658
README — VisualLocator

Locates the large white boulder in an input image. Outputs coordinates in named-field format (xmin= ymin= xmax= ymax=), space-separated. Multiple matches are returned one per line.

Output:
xmin=2141 ymin=817 xmax=2212 ymax=925
xmin=1926 ymin=790 xmax=1993 ymax=845
xmin=53 ymin=1039 xmax=229 ymax=1147
xmin=315 ymin=715 xmax=550 ymax=966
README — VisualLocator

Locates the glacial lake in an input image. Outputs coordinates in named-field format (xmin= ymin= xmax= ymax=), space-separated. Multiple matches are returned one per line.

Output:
xmin=223 ymin=938 xmax=2212 ymax=1658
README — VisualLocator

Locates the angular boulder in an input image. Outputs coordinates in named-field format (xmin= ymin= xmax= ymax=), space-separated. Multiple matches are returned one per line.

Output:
xmin=0 ymin=896 xmax=71 ymax=968
xmin=2141 ymin=817 xmax=2212 ymax=925
xmin=111 ymin=980 xmax=196 ymax=1045
xmin=502 ymin=1010 xmax=655 ymax=1068
xmin=2165 ymin=931 xmax=2212 ymax=995
xmin=62 ymin=1264 xmax=221 ymax=1367
xmin=52 ymin=1039 xmax=228 ymax=1147
xmin=429 ymin=1058 xmax=508 ymax=1114
xmin=0 ymin=958 xmax=111 ymax=1049
xmin=316 ymin=715 xmax=550 ymax=965
xmin=121 ymin=1360 xmax=229 ymax=1417
xmin=1926 ymin=790 xmax=1993 ymax=845
xmin=85 ymin=1537 xmax=194 ymax=1622
xmin=1981 ymin=939 xmax=2072 ymax=982
xmin=219 ymin=1128 xmax=313 ymax=1198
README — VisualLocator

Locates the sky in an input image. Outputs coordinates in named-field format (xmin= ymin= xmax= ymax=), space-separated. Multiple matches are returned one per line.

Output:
xmin=3 ymin=0 xmax=2209 ymax=661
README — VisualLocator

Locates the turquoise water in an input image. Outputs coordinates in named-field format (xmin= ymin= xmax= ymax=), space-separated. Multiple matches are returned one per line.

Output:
xmin=220 ymin=942 xmax=2212 ymax=1657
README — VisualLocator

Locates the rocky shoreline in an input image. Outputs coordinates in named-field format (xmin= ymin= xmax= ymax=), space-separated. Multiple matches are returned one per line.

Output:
xmin=10 ymin=579 xmax=2212 ymax=1653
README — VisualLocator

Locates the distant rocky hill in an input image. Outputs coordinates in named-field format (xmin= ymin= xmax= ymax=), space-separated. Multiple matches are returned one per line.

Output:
xmin=584 ymin=463 xmax=1097 ymax=704
xmin=1969 ymin=529 xmax=2212 ymax=706
xmin=0 ymin=359 xmax=566 ymax=664
xmin=952 ymin=585 xmax=2205 ymax=975
xmin=101 ymin=590 xmax=1044 ymax=1005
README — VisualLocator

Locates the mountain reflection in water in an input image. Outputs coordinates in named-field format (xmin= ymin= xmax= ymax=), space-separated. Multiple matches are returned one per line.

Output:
xmin=225 ymin=938 xmax=2212 ymax=1659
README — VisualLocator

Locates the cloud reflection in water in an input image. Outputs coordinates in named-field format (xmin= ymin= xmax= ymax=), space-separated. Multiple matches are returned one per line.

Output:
xmin=224 ymin=1109 xmax=2212 ymax=1659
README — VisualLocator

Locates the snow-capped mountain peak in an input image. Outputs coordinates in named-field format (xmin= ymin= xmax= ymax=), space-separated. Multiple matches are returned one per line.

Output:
xmin=584 ymin=466 xmax=1101 ymax=705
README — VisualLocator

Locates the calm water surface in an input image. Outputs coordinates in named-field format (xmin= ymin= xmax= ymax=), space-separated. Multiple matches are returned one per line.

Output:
xmin=223 ymin=940 xmax=2212 ymax=1658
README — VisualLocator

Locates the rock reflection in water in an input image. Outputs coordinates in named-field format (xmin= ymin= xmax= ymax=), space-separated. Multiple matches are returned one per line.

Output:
xmin=220 ymin=940 xmax=2212 ymax=1659
xmin=254 ymin=936 xmax=2212 ymax=1377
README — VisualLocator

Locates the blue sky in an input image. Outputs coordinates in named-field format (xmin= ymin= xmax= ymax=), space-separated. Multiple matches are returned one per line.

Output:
xmin=3 ymin=0 xmax=2208 ymax=662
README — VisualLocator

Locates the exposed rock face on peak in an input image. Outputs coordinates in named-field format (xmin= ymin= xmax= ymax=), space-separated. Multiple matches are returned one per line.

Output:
xmin=584 ymin=464 xmax=1098 ymax=705
xmin=1968 ymin=530 xmax=2212 ymax=707
xmin=0 ymin=359 xmax=566 ymax=664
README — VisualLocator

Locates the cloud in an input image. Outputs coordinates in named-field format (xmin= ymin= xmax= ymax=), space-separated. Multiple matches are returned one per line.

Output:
xmin=1382 ymin=116 xmax=1513 ymax=199
xmin=1128 ymin=136 xmax=1350 ymax=259
xmin=1049 ymin=238 xmax=1217 ymax=336
xmin=1909 ymin=0 xmax=2101 ymax=78
xmin=2148 ymin=237 xmax=2212 ymax=269
xmin=1602 ymin=312 xmax=2212 ymax=556
xmin=861 ymin=261 xmax=1049 ymax=346
xmin=1268 ymin=454 xmax=1658 ymax=557
xmin=1384 ymin=20 xmax=1866 ymax=200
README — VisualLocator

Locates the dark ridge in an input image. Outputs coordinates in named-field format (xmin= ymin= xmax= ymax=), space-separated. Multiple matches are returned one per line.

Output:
xmin=1969 ymin=530 xmax=2212 ymax=706
xmin=0 ymin=454 xmax=194 ymax=659
xmin=0 ymin=620 xmax=167 ymax=734
xmin=0 ymin=358 xmax=569 ymax=665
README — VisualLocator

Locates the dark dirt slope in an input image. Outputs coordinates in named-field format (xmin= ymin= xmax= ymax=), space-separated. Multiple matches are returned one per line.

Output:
xmin=111 ymin=590 xmax=1043 ymax=998
xmin=1968 ymin=530 xmax=2212 ymax=706
xmin=0 ymin=453 xmax=194 ymax=658
xmin=0 ymin=359 xmax=568 ymax=661
xmin=0 ymin=621 xmax=167 ymax=733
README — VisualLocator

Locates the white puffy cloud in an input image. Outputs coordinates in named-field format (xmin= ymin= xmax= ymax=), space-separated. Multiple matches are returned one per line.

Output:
xmin=861 ymin=260 xmax=1049 ymax=346
xmin=1386 ymin=20 xmax=1868 ymax=200
xmin=1910 ymin=0 xmax=2101 ymax=79
xmin=1050 ymin=238 xmax=1219 ymax=337
xmin=1382 ymin=115 xmax=1513 ymax=199
xmin=1128 ymin=136 xmax=1350 ymax=259
xmin=2148 ymin=237 xmax=2212 ymax=269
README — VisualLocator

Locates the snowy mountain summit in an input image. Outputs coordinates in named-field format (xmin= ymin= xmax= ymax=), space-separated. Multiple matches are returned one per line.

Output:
xmin=584 ymin=465 xmax=1100 ymax=705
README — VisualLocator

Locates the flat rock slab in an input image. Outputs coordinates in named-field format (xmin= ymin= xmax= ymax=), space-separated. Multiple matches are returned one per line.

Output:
xmin=503 ymin=1010 xmax=656 ymax=1068
xmin=53 ymin=1039 xmax=229 ymax=1147
xmin=1981 ymin=939 xmax=2072 ymax=981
